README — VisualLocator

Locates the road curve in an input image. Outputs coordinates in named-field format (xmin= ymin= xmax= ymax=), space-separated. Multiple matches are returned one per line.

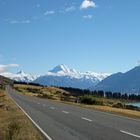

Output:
xmin=6 ymin=86 xmax=140 ymax=140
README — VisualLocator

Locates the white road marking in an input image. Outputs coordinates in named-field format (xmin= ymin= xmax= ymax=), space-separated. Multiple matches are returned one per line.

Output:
xmin=42 ymin=104 xmax=46 ymax=106
xmin=7 ymin=89 xmax=53 ymax=140
xmin=37 ymin=102 xmax=40 ymax=105
xmin=50 ymin=107 xmax=55 ymax=110
xmin=62 ymin=111 xmax=69 ymax=114
xmin=81 ymin=117 xmax=92 ymax=122
xmin=120 ymin=130 xmax=140 ymax=139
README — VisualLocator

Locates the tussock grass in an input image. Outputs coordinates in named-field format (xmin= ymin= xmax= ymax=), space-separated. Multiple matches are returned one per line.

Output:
xmin=14 ymin=84 xmax=74 ymax=101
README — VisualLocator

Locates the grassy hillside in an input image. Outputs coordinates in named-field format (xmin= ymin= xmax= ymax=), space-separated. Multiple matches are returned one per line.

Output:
xmin=0 ymin=75 xmax=13 ymax=89
xmin=14 ymin=84 xmax=76 ymax=102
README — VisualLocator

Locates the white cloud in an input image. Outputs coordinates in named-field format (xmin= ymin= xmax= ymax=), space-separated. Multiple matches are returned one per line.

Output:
xmin=80 ymin=0 xmax=96 ymax=9
xmin=83 ymin=15 xmax=93 ymax=19
xmin=0 ymin=64 xmax=19 ymax=73
xmin=8 ymin=64 xmax=19 ymax=67
xmin=10 ymin=20 xmax=19 ymax=24
xmin=21 ymin=20 xmax=30 ymax=24
xmin=65 ymin=6 xmax=76 ymax=12
xmin=10 ymin=20 xmax=30 ymax=24
xmin=44 ymin=11 xmax=55 ymax=16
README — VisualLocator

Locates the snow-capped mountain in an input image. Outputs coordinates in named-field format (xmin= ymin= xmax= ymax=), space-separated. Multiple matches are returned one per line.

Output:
xmin=0 ymin=71 xmax=38 ymax=82
xmin=34 ymin=64 xmax=110 ymax=89
xmin=0 ymin=64 xmax=110 ymax=89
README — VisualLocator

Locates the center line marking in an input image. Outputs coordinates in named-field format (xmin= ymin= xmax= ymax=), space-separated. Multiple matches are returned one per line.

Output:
xmin=43 ymin=104 xmax=46 ymax=106
xmin=50 ymin=107 xmax=55 ymax=110
xmin=81 ymin=117 xmax=92 ymax=122
xmin=120 ymin=130 xmax=140 ymax=139
xmin=62 ymin=111 xmax=69 ymax=114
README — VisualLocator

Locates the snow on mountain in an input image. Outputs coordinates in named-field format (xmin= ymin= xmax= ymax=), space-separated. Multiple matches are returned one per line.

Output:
xmin=34 ymin=64 xmax=110 ymax=89
xmin=47 ymin=64 xmax=109 ymax=80
xmin=0 ymin=71 xmax=38 ymax=82
xmin=47 ymin=64 xmax=81 ymax=78
xmin=0 ymin=64 xmax=110 ymax=89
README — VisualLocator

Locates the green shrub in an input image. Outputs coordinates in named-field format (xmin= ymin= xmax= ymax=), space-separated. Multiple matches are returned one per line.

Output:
xmin=26 ymin=88 xmax=41 ymax=94
xmin=38 ymin=93 xmax=53 ymax=99
xmin=79 ymin=95 xmax=103 ymax=105
xmin=112 ymin=102 xmax=124 ymax=108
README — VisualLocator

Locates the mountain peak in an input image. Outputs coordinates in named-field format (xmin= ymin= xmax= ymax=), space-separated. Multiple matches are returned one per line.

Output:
xmin=17 ymin=70 xmax=26 ymax=75
xmin=49 ymin=64 xmax=71 ymax=73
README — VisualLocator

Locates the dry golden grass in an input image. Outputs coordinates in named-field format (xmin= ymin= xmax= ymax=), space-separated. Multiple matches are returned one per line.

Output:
xmin=14 ymin=84 xmax=66 ymax=92
xmin=14 ymin=84 xmax=71 ymax=100
xmin=0 ymin=89 xmax=43 ymax=140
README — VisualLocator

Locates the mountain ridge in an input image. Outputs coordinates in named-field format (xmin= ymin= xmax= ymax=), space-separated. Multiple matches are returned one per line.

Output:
xmin=95 ymin=65 xmax=140 ymax=93
xmin=34 ymin=64 xmax=110 ymax=89
xmin=0 ymin=64 xmax=110 ymax=89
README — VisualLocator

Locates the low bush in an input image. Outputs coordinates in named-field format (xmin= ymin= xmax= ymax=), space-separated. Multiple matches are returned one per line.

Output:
xmin=37 ymin=93 xmax=53 ymax=99
xmin=112 ymin=102 xmax=124 ymax=108
xmin=26 ymin=88 xmax=41 ymax=94
xmin=79 ymin=95 xmax=103 ymax=105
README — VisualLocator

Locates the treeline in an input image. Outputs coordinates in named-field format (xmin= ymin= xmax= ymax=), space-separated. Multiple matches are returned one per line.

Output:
xmin=14 ymin=81 xmax=42 ymax=87
xmin=59 ymin=87 xmax=140 ymax=101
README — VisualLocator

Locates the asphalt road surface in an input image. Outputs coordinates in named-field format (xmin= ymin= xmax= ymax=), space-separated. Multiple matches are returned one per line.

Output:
xmin=6 ymin=86 xmax=140 ymax=140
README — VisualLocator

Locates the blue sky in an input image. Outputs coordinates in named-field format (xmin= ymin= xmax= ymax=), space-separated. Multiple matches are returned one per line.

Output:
xmin=0 ymin=0 xmax=140 ymax=74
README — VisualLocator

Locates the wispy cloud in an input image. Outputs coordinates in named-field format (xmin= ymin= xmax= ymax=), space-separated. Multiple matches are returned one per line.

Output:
xmin=83 ymin=15 xmax=93 ymax=19
xmin=36 ymin=4 xmax=41 ymax=8
xmin=44 ymin=10 xmax=55 ymax=16
xmin=21 ymin=20 xmax=30 ymax=24
xmin=10 ymin=20 xmax=19 ymax=24
xmin=65 ymin=6 xmax=76 ymax=12
xmin=80 ymin=0 xmax=96 ymax=9
xmin=3 ymin=2 xmax=96 ymax=24
xmin=10 ymin=19 xmax=31 ymax=24
xmin=0 ymin=64 xmax=19 ymax=73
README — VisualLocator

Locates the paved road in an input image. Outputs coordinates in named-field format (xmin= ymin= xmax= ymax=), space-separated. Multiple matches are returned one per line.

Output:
xmin=6 ymin=86 xmax=140 ymax=140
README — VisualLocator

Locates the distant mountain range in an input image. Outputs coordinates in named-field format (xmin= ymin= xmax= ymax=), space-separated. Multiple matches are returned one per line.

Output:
xmin=95 ymin=65 xmax=140 ymax=93
xmin=0 ymin=64 xmax=109 ymax=89
xmin=34 ymin=64 xmax=109 ymax=89
xmin=2 ymin=64 xmax=140 ymax=93
xmin=0 ymin=71 xmax=39 ymax=83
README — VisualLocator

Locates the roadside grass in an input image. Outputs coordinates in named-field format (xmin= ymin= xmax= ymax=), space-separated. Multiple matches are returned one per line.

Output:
xmin=14 ymin=84 xmax=140 ymax=120
xmin=0 ymin=88 xmax=43 ymax=140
